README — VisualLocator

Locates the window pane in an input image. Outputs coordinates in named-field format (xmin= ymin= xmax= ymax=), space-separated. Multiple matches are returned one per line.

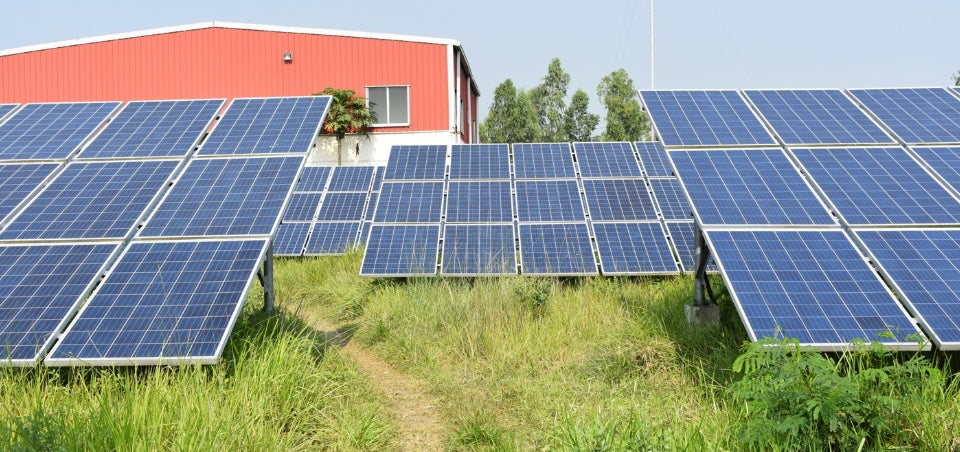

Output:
xmin=389 ymin=87 xmax=409 ymax=124
xmin=367 ymin=87 xmax=387 ymax=124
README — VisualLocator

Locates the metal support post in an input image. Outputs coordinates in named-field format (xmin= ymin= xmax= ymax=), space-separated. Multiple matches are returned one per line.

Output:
xmin=260 ymin=244 xmax=276 ymax=314
xmin=687 ymin=222 xmax=720 ymax=325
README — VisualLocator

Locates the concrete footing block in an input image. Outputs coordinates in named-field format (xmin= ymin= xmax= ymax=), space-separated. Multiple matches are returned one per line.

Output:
xmin=685 ymin=303 xmax=720 ymax=326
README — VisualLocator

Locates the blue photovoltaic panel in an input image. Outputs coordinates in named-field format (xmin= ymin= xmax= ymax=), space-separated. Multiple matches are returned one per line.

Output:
xmin=382 ymin=145 xmax=447 ymax=181
xmin=305 ymin=222 xmax=361 ymax=255
xmin=365 ymin=192 xmax=378 ymax=221
xmin=47 ymin=239 xmax=268 ymax=366
xmin=649 ymin=178 xmax=692 ymax=220
xmin=666 ymin=221 xmax=714 ymax=273
xmin=519 ymin=223 xmax=597 ymax=275
xmin=857 ymin=229 xmax=960 ymax=349
xmin=639 ymin=90 xmax=776 ymax=147
xmin=516 ymin=180 xmax=585 ymax=222
xmin=450 ymin=144 xmax=510 ymax=180
xmin=294 ymin=166 xmax=332 ymax=192
xmin=441 ymin=224 xmax=517 ymax=275
xmin=282 ymin=192 xmax=322 ymax=221
xmin=635 ymin=141 xmax=674 ymax=177
xmin=513 ymin=143 xmax=576 ymax=179
xmin=913 ymin=147 xmax=960 ymax=193
xmin=273 ymin=222 xmax=311 ymax=256
xmin=374 ymin=182 xmax=444 ymax=223
xmin=0 ymin=102 xmax=120 ymax=160
xmin=327 ymin=166 xmax=375 ymax=191
xmin=573 ymin=142 xmax=642 ymax=178
xmin=670 ymin=149 xmax=835 ymax=226
xmin=359 ymin=224 xmax=439 ymax=276
xmin=793 ymin=147 xmax=960 ymax=225
xmin=79 ymin=99 xmax=224 ymax=159
xmin=1 ymin=160 xmax=178 ymax=240
xmin=706 ymin=229 xmax=922 ymax=349
xmin=198 ymin=96 xmax=330 ymax=155
xmin=0 ymin=243 xmax=118 ymax=366
xmin=446 ymin=181 xmax=513 ymax=223
xmin=316 ymin=192 xmax=368 ymax=221
xmin=849 ymin=88 xmax=960 ymax=144
xmin=371 ymin=166 xmax=385 ymax=191
xmin=593 ymin=222 xmax=678 ymax=275
xmin=744 ymin=89 xmax=893 ymax=145
xmin=0 ymin=163 xmax=59 ymax=223
xmin=0 ymin=104 xmax=17 ymax=121
xmin=581 ymin=179 xmax=657 ymax=221
xmin=358 ymin=221 xmax=372 ymax=245
xmin=140 ymin=156 xmax=304 ymax=237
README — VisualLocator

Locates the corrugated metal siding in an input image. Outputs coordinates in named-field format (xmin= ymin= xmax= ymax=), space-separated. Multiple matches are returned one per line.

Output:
xmin=0 ymin=27 xmax=452 ymax=132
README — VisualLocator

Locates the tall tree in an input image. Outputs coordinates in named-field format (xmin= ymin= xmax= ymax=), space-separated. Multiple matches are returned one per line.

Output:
xmin=480 ymin=79 xmax=540 ymax=143
xmin=954 ymin=70 xmax=960 ymax=86
xmin=530 ymin=58 xmax=570 ymax=142
xmin=317 ymin=88 xmax=376 ymax=166
xmin=596 ymin=69 xmax=648 ymax=141
xmin=562 ymin=88 xmax=599 ymax=142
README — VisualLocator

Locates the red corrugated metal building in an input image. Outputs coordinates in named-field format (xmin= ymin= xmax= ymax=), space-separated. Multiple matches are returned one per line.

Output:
xmin=0 ymin=22 xmax=480 ymax=163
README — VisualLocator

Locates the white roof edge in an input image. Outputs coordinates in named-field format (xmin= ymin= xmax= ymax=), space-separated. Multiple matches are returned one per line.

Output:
xmin=0 ymin=21 xmax=462 ymax=57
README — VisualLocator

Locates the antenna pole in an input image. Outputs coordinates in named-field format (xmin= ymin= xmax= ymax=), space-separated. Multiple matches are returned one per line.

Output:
xmin=650 ymin=0 xmax=655 ymax=89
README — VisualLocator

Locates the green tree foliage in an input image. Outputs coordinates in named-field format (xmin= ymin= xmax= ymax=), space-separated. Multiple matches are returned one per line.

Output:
xmin=596 ymin=69 xmax=648 ymax=141
xmin=529 ymin=58 xmax=570 ymax=142
xmin=562 ymin=88 xmax=599 ymax=142
xmin=954 ymin=70 xmax=960 ymax=86
xmin=316 ymin=88 xmax=376 ymax=166
xmin=480 ymin=79 xmax=540 ymax=143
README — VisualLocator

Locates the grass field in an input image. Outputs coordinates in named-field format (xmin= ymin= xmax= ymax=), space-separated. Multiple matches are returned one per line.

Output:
xmin=4 ymin=249 xmax=960 ymax=450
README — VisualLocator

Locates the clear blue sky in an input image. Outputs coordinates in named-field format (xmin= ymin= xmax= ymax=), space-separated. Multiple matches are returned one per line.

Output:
xmin=2 ymin=1 xmax=958 ymax=119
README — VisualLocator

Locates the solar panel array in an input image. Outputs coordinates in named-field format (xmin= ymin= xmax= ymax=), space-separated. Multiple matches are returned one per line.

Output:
xmin=638 ymin=90 xmax=776 ymax=147
xmin=744 ymin=89 xmax=893 ymax=145
xmin=0 ymin=96 xmax=330 ymax=366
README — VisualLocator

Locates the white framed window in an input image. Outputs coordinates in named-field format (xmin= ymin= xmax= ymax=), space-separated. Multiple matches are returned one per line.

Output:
xmin=366 ymin=85 xmax=410 ymax=126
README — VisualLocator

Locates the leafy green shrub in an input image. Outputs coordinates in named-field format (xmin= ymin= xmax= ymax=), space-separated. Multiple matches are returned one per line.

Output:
xmin=513 ymin=278 xmax=552 ymax=314
xmin=7 ymin=406 xmax=66 ymax=452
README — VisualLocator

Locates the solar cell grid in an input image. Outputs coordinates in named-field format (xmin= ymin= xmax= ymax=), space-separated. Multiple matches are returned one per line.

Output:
xmin=705 ymin=229 xmax=922 ymax=349
xmin=282 ymin=193 xmax=322 ymax=221
xmin=581 ymin=178 xmax=658 ymax=221
xmin=374 ymin=182 xmax=444 ymax=223
xmin=327 ymin=166 xmax=375 ymax=191
xmin=0 ymin=104 xmax=17 ymax=122
xmin=849 ymin=88 xmax=960 ymax=144
xmin=272 ymin=222 xmax=311 ymax=256
xmin=0 ymin=160 xmax=178 ymax=240
xmin=382 ymin=145 xmax=447 ymax=180
xmin=293 ymin=166 xmax=332 ymax=192
xmin=669 ymin=148 xmax=835 ymax=226
xmin=635 ymin=141 xmax=674 ymax=177
xmin=358 ymin=221 xmax=372 ymax=245
xmin=364 ymin=192 xmax=378 ymax=221
xmin=513 ymin=143 xmax=576 ymax=179
xmin=744 ymin=89 xmax=893 ymax=145
xmin=449 ymin=144 xmax=511 ymax=180
xmin=913 ymin=147 xmax=960 ymax=193
xmin=593 ymin=222 xmax=678 ymax=275
xmin=792 ymin=147 xmax=960 ymax=225
xmin=515 ymin=180 xmax=586 ymax=222
xmin=0 ymin=163 xmax=59 ymax=223
xmin=47 ymin=239 xmax=268 ymax=365
xmin=305 ymin=222 xmax=361 ymax=255
xmin=445 ymin=181 xmax=513 ymax=223
xmin=359 ymin=224 xmax=439 ymax=276
xmin=0 ymin=102 xmax=120 ymax=160
xmin=648 ymin=178 xmax=693 ymax=220
xmin=518 ymin=223 xmax=597 ymax=275
xmin=198 ymin=97 xmax=330 ymax=155
xmin=639 ymin=90 xmax=776 ymax=147
xmin=315 ymin=192 xmax=368 ymax=221
xmin=80 ymin=99 xmax=224 ymax=159
xmin=0 ymin=243 xmax=118 ymax=366
xmin=441 ymin=224 xmax=517 ymax=275
xmin=665 ymin=221 xmax=714 ymax=273
xmin=573 ymin=142 xmax=642 ymax=178
xmin=371 ymin=166 xmax=385 ymax=191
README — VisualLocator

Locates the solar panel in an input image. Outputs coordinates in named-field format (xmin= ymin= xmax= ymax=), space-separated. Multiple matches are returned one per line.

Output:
xmin=573 ymin=142 xmax=642 ymax=178
xmin=304 ymin=222 xmax=361 ymax=255
xmin=857 ymin=228 xmax=960 ymax=350
xmin=635 ymin=141 xmax=674 ymax=177
xmin=670 ymin=148 xmax=835 ymax=226
xmin=373 ymin=182 xmax=444 ymax=223
xmin=315 ymin=192 xmax=368 ymax=221
xmin=293 ymin=166 xmax=332 ymax=192
xmin=913 ymin=147 xmax=960 ymax=193
xmin=705 ymin=229 xmax=922 ymax=350
xmin=648 ymin=178 xmax=692 ymax=220
xmin=513 ymin=143 xmax=576 ymax=179
xmin=449 ymin=144 xmax=510 ymax=180
xmin=0 ymin=104 xmax=18 ymax=122
xmin=327 ymin=166 xmax=375 ymax=191
xmin=359 ymin=224 xmax=439 ymax=276
xmin=79 ymin=99 xmax=224 ymax=159
xmin=364 ymin=192 xmax=378 ymax=221
xmin=198 ymin=96 xmax=330 ymax=155
xmin=282 ymin=193 xmax=322 ymax=221
xmin=849 ymin=88 xmax=960 ymax=144
xmin=515 ymin=180 xmax=586 ymax=222
xmin=639 ymin=90 xmax=776 ymax=147
xmin=273 ymin=222 xmax=311 ymax=256
xmin=47 ymin=239 xmax=268 ymax=366
xmin=0 ymin=243 xmax=118 ymax=366
xmin=665 ymin=221 xmax=710 ymax=273
xmin=593 ymin=222 xmax=677 ymax=275
xmin=744 ymin=89 xmax=893 ymax=145
xmin=518 ymin=223 xmax=597 ymax=275
xmin=0 ymin=102 xmax=120 ymax=160
xmin=1 ymin=160 xmax=178 ymax=240
xmin=371 ymin=166 xmax=385 ymax=191
xmin=0 ymin=163 xmax=60 ymax=223
xmin=581 ymin=178 xmax=658 ymax=221
xmin=792 ymin=147 xmax=960 ymax=226
xmin=358 ymin=221 xmax=372 ymax=245
xmin=381 ymin=145 xmax=447 ymax=181
xmin=445 ymin=181 xmax=513 ymax=223
xmin=140 ymin=156 xmax=304 ymax=237
xmin=440 ymin=224 xmax=517 ymax=275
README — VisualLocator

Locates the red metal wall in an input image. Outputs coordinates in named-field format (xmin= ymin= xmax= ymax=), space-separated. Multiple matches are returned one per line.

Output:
xmin=0 ymin=27 xmax=453 ymax=133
